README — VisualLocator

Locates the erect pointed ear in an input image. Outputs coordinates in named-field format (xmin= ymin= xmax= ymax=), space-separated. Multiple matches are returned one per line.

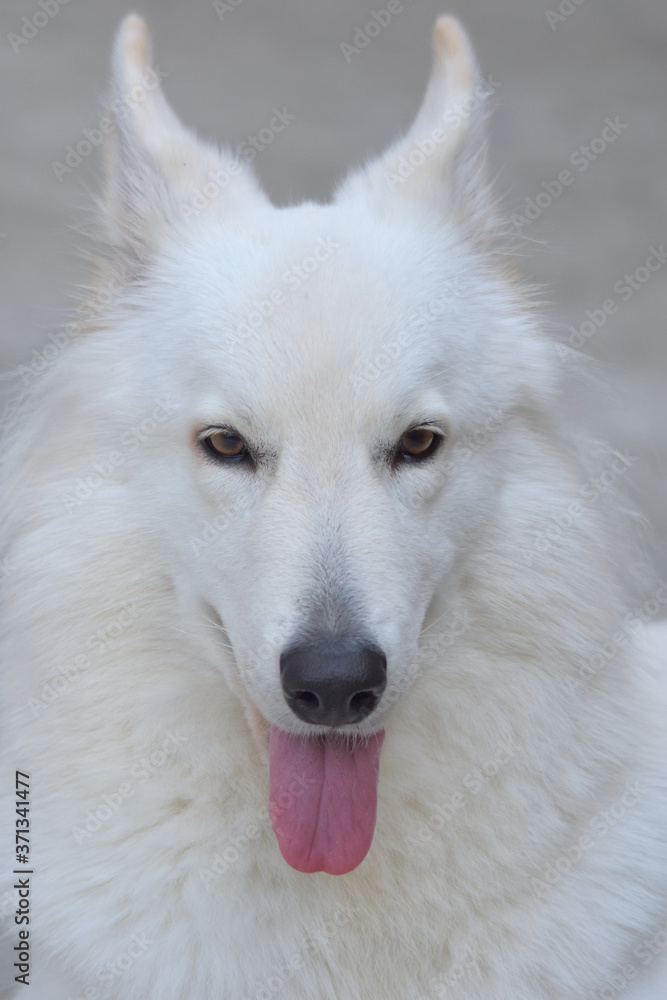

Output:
xmin=339 ymin=17 xmax=497 ymax=244
xmin=102 ymin=14 xmax=264 ymax=268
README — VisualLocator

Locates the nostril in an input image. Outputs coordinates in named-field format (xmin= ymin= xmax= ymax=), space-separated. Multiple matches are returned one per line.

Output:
xmin=294 ymin=690 xmax=320 ymax=711
xmin=280 ymin=638 xmax=387 ymax=727
xmin=349 ymin=690 xmax=379 ymax=718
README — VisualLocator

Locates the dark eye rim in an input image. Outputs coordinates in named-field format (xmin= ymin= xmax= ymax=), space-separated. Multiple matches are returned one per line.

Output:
xmin=393 ymin=426 xmax=445 ymax=466
xmin=198 ymin=427 xmax=252 ymax=465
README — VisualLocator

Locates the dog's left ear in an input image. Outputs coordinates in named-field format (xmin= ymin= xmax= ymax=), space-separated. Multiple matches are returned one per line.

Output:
xmin=339 ymin=17 xmax=496 ymax=245
xmin=102 ymin=14 xmax=264 ymax=271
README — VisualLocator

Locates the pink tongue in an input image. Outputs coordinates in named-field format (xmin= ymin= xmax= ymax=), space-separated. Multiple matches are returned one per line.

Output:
xmin=269 ymin=727 xmax=384 ymax=875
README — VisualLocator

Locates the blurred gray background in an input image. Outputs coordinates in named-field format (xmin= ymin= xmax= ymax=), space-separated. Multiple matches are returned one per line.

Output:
xmin=0 ymin=0 xmax=665 ymax=573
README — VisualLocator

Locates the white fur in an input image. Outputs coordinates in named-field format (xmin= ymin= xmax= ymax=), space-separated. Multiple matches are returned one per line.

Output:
xmin=2 ymin=14 xmax=666 ymax=999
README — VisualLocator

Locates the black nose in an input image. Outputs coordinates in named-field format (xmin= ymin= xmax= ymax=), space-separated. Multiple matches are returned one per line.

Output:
xmin=280 ymin=638 xmax=387 ymax=727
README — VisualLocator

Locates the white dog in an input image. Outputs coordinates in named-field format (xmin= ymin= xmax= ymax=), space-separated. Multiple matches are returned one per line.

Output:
xmin=2 ymin=13 xmax=666 ymax=999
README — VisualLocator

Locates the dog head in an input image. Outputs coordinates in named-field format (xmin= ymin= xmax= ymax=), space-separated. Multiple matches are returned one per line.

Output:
xmin=95 ymin=15 xmax=552 ymax=873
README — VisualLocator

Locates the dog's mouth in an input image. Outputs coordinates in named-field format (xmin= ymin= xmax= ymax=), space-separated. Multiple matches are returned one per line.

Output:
xmin=268 ymin=726 xmax=384 ymax=875
xmin=208 ymin=608 xmax=385 ymax=874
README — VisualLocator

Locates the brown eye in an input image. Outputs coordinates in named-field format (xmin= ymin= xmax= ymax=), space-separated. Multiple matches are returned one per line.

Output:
xmin=201 ymin=430 xmax=248 ymax=462
xmin=397 ymin=427 xmax=441 ymax=462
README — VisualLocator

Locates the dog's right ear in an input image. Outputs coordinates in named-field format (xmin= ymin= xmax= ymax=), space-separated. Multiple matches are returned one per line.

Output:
xmin=339 ymin=17 xmax=496 ymax=247
xmin=102 ymin=14 xmax=264 ymax=273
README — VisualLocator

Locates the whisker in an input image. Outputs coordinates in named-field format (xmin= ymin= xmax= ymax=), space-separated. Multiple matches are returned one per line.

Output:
xmin=419 ymin=606 xmax=458 ymax=636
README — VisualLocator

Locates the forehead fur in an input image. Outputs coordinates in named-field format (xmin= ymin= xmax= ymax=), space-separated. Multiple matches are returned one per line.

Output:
xmin=72 ymin=11 xmax=554 ymax=440
xmin=123 ymin=197 xmax=539 ymax=433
